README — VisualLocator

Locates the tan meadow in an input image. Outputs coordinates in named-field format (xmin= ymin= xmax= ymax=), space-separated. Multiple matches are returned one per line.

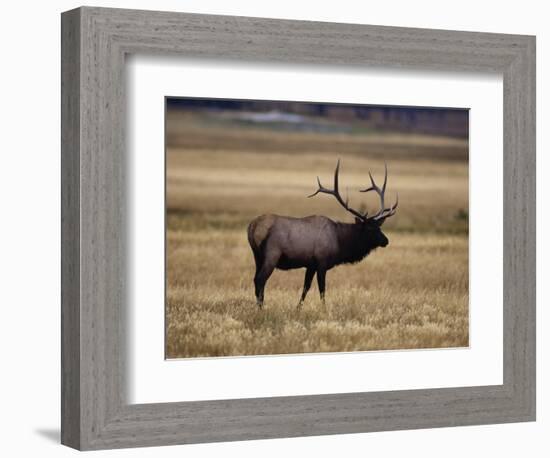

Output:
xmin=166 ymin=111 xmax=469 ymax=358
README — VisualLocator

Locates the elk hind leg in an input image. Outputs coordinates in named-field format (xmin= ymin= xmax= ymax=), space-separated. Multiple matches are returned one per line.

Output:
xmin=252 ymin=251 xmax=263 ymax=279
xmin=254 ymin=253 xmax=278 ymax=308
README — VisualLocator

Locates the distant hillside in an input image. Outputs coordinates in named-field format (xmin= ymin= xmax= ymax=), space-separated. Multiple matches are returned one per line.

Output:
xmin=167 ymin=98 xmax=469 ymax=139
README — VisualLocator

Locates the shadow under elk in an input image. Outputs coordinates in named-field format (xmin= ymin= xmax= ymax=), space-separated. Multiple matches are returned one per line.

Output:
xmin=247 ymin=160 xmax=398 ymax=308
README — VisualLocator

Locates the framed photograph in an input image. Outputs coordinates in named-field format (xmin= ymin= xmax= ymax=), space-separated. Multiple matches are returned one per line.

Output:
xmin=164 ymin=97 xmax=468 ymax=359
xmin=61 ymin=6 xmax=535 ymax=450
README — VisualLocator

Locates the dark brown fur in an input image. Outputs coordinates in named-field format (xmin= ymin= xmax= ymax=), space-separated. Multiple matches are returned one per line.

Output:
xmin=247 ymin=214 xmax=389 ymax=307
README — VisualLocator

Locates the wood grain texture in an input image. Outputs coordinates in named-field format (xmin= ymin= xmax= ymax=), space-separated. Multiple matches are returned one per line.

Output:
xmin=60 ymin=6 xmax=536 ymax=450
xmin=60 ymin=7 xmax=81 ymax=450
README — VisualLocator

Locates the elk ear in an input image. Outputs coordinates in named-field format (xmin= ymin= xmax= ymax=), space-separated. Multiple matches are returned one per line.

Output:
xmin=354 ymin=217 xmax=363 ymax=224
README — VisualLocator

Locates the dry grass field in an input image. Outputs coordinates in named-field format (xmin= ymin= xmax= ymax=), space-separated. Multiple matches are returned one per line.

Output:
xmin=166 ymin=110 xmax=469 ymax=358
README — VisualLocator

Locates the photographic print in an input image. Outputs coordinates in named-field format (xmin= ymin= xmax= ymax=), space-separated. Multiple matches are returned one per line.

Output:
xmin=165 ymin=98 xmax=469 ymax=359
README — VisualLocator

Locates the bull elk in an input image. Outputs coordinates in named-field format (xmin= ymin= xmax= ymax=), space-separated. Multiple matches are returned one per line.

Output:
xmin=247 ymin=160 xmax=398 ymax=308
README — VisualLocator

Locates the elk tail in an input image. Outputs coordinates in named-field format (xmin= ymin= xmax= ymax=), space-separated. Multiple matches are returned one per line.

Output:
xmin=247 ymin=214 xmax=275 ymax=254
xmin=247 ymin=219 xmax=259 ymax=253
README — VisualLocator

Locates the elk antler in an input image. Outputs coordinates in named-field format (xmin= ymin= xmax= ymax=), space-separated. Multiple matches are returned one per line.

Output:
xmin=308 ymin=159 xmax=367 ymax=221
xmin=359 ymin=162 xmax=398 ymax=222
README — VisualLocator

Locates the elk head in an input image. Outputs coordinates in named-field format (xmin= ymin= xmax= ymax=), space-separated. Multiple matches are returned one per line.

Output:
xmin=308 ymin=159 xmax=398 ymax=249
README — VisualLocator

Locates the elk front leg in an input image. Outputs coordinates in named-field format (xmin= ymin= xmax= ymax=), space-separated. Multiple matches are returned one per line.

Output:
xmin=297 ymin=267 xmax=315 ymax=308
xmin=316 ymin=268 xmax=327 ymax=305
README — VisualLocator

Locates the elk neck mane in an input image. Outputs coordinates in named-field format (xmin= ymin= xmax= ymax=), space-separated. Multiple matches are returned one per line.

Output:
xmin=334 ymin=221 xmax=378 ymax=265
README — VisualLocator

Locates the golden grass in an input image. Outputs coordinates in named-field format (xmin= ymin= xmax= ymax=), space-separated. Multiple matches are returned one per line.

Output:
xmin=166 ymin=230 xmax=468 ymax=357
xmin=165 ymin=114 xmax=469 ymax=358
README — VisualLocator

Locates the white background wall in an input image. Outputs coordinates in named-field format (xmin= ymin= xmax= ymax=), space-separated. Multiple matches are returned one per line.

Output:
xmin=0 ymin=0 xmax=546 ymax=456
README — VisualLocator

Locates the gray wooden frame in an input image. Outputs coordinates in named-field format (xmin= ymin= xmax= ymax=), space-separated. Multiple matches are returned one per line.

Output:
xmin=61 ymin=6 xmax=536 ymax=451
